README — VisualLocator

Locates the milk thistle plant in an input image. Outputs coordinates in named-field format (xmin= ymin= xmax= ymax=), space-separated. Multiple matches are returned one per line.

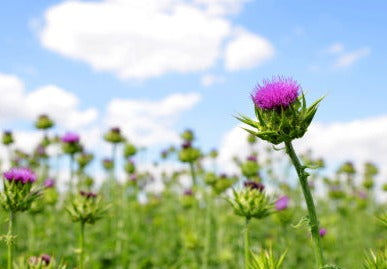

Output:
xmin=61 ymin=132 xmax=82 ymax=192
xmin=1 ymin=167 xmax=40 ymax=269
xmin=66 ymin=191 xmax=108 ymax=269
xmin=228 ymin=182 xmax=273 ymax=269
xmin=237 ymin=76 xmax=327 ymax=268
xmin=104 ymin=127 xmax=125 ymax=180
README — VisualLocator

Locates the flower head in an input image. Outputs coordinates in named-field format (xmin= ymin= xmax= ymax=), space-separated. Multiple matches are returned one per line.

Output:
xmin=244 ymin=181 xmax=265 ymax=192
xmin=61 ymin=132 xmax=80 ymax=143
xmin=44 ymin=178 xmax=55 ymax=188
xmin=319 ymin=228 xmax=327 ymax=237
xmin=275 ymin=195 xmax=289 ymax=211
xmin=40 ymin=254 xmax=51 ymax=265
xmin=3 ymin=167 xmax=36 ymax=184
xmin=252 ymin=76 xmax=300 ymax=110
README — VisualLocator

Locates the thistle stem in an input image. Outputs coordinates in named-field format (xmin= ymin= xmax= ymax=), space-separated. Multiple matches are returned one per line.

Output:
xmin=79 ymin=222 xmax=85 ymax=269
xmin=189 ymin=162 xmax=197 ymax=187
xmin=69 ymin=154 xmax=74 ymax=193
xmin=284 ymin=141 xmax=324 ymax=268
xmin=7 ymin=211 xmax=14 ymax=269
xmin=244 ymin=218 xmax=250 ymax=269
xmin=112 ymin=143 xmax=117 ymax=181
xmin=203 ymin=192 xmax=213 ymax=269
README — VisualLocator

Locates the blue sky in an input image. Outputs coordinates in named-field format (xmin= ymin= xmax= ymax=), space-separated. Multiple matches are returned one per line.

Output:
xmin=1 ymin=0 xmax=387 ymax=179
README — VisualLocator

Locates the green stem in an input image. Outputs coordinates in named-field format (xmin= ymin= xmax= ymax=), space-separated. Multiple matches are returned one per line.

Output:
xmin=203 ymin=192 xmax=213 ymax=269
xmin=285 ymin=141 xmax=324 ymax=268
xmin=69 ymin=154 xmax=74 ymax=193
xmin=79 ymin=222 xmax=85 ymax=269
xmin=7 ymin=211 xmax=14 ymax=269
xmin=111 ymin=143 xmax=117 ymax=181
xmin=189 ymin=162 xmax=197 ymax=187
xmin=244 ymin=218 xmax=250 ymax=269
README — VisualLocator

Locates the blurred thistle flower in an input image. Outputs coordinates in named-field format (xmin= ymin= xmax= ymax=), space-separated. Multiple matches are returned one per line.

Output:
xmin=319 ymin=228 xmax=327 ymax=237
xmin=182 ymin=141 xmax=192 ymax=149
xmin=40 ymin=254 xmax=51 ymax=265
xmin=44 ymin=178 xmax=55 ymax=188
xmin=61 ymin=132 xmax=80 ymax=143
xmin=247 ymin=155 xmax=257 ymax=162
xmin=124 ymin=159 xmax=136 ymax=174
xmin=35 ymin=114 xmax=55 ymax=130
xmin=77 ymin=152 xmax=94 ymax=170
xmin=275 ymin=195 xmax=289 ymax=211
xmin=209 ymin=149 xmax=218 ymax=159
xmin=181 ymin=129 xmax=194 ymax=142
xmin=2 ymin=130 xmax=14 ymax=145
xmin=102 ymin=158 xmax=114 ymax=171
xmin=244 ymin=180 xmax=265 ymax=192
xmin=124 ymin=142 xmax=137 ymax=158
xmin=252 ymin=76 xmax=300 ymax=110
xmin=80 ymin=190 xmax=97 ymax=199
xmin=104 ymin=126 xmax=125 ymax=144
xmin=4 ymin=167 xmax=37 ymax=184
xmin=184 ymin=189 xmax=193 ymax=196
xmin=237 ymin=76 xmax=323 ymax=145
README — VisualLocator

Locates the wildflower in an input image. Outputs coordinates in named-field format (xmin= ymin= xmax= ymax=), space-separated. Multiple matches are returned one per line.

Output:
xmin=61 ymin=132 xmax=80 ymax=143
xmin=124 ymin=143 xmax=137 ymax=158
xmin=35 ymin=114 xmax=55 ymax=130
xmin=44 ymin=178 xmax=55 ymax=188
xmin=319 ymin=228 xmax=327 ymax=238
xmin=2 ymin=130 xmax=14 ymax=145
xmin=104 ymin=127 xmax=125 ymax=144
xmin=102 ymin=158 xmax=114 ymax=171
xmin=4 ymin=167 xmax=37 ymax=184
xmin=244 ymin=181 xmax=265 ymax=192
xmin=80 ymin=190 xmax=97 ymax=199
xmin=40 ymin=254 xmax=51 ymax=265
xmin=275 ymin=195 xmax=289 ymax=211
xmin=252 ymin=76 xmax=300 ymax=110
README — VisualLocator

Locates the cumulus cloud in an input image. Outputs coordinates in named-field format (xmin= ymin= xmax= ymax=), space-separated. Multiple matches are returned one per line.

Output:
xmin=224 ymin=28 xmax=275 ymax=71
xmin=0 ymin=73 xmax=98 ymax=129
xmin=333 ymin=47 xmax=370 ymax=68
xmin=38 ymin=0 xmax=273 ymax=79
xmin=105 ymin=92 xmax=201 ymax=146
xmin=326 ymin=42 xmax=344 ymax=54
xmin=218 ymin=116 xmax=387 ymax=200
xmin=200 ymin=74 xmax=224 ymax=86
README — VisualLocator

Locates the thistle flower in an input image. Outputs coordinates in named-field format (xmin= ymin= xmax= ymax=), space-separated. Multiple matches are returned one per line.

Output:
xmin=102 ymin=158 xmax=114 ymax=171
xmin=104 ymin=126 xmax=125 ymax=144
xmin=2 ymin=130 xmax=14 ymax=145
xmin=252 ymin=76 xmax=300 ymax=110
xmin=319 ymin=228 xmax=327 ymax=237
xmin=181 ymin=129 xmax=194 ymax=142
xmin=44 ymin=178 xmax=55 ymax=188
xmin=275 ymin=195 xmax=289 ymax=211
xmin=61 ymin=132 xmax=80 ymax=143
xmin=35 ymin=114 xmax=55 ymax=130
xmin=80 ymin=190 xmax=97 ymax=199
xmin=237 ymin=76 xmax=323 ymax=145
xmin=247 ymin=155 xmax=257 ymax=162
xmin=40 ymin=254 xmax=51 ymax=265
xmin=244 ymin=181 xmax=265 ymax=192
xmin=4 ymin=167 xmax=37 ymax=184
xmin=124 ymin=143 xmax=137 ymax=158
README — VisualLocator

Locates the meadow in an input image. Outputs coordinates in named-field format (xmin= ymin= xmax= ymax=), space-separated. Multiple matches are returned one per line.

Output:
xmin=0 ymin=80 xmax=386 ymax=269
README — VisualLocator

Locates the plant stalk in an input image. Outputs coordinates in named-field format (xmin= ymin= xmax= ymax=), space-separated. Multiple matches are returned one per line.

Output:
xmin=244 ymin=218 xmax=250 ymax=269
xmin=285 ymin=141 xmax=324 ymax=268
xmin=7 ymin=211 xmax=15 ymax=269
xmin=79 ymin=222 xmax=85 ymax=269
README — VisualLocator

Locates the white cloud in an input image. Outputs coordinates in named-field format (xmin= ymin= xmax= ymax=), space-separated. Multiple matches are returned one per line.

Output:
xmin=334 ymin=47 xmax=370 ymax=68
xmin=224 ymin=28 xmax=275 ymax=71
xmin=326 ymin=42 xmax=344 ymax=54
xmin=200 ymin=74 xmax=224 ymax=86
xmin=38 ymin=0 xmax=273 ymax=79
xmin=193 ymin=0 xmax=250 ymax=16
xmin=0 ymin=73 xmax=98 ymax=129
xmin=218 ymin=116 xmax=387 ymax=201
xmin=105 ymin=92 xmax=201 ymax=146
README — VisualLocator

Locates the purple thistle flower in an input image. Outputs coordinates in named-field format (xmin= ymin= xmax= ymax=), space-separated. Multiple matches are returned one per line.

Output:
xmin=40 ymin=254 xmax=51 ymax=265
xmin=275 ymin=195 xmax=289 ymax=211
xmin=44 ymin=178 xmax=55 ymax=188
xmin=357 ymin=191 xmax=367 ymax=199
xmin=182 ymin=141 xmax=192 ymax=149
xmin=80 ymin=190 xmax=97 ymax=199
xmin=319 ymin=228 xmax=327 ymax=237
xmin=247 ymin=155 xmax=257 ymax=162
xmin=61 ymin=132 xmax=80 ymax=143
xmin=244 ymin=181 xmax=265 ymax=192
xmin=252 ymin=76 xmax=300 ymax=110
xmin=184 ymin=189 xmax=193 ymax=196
xmin=3 ymin=167 xmax=36 ymax=184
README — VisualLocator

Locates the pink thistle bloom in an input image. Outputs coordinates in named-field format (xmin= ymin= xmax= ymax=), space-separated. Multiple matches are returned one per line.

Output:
xmin=61 ymin=132 xmax=80 ymax=143
xmin=319 ymin=228 xmax=327 ymax=237
xmin=44 ymin=178 xmax=55 ymax=188
xmin=275 ymin=195 xmax=289 ymax=211
xmin=252 ymin=76 xmax=300 ymax=110
xmin=3 ymin=167 xmax=37 ymax=184
xmin=247 ymin=155 xmax=257 ymax=162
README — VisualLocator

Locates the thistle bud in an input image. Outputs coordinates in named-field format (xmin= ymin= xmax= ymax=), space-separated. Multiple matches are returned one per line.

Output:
xmin=124 ymin=143 xmax=137 ymax=158
xmin=35 ymin=114 xmax=55 ymax=130
xmin=2 ymin=130 xmax=14 ymax=145
xmin=180 ymin=129 xmax=194 ymax=142
xmin=228 ymin=186 xmax=272 ymax=220
xmin=61 ymin=132 xmax=82 ymax=155
xmin=104 ymin=127 xmax=125 ymax=144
